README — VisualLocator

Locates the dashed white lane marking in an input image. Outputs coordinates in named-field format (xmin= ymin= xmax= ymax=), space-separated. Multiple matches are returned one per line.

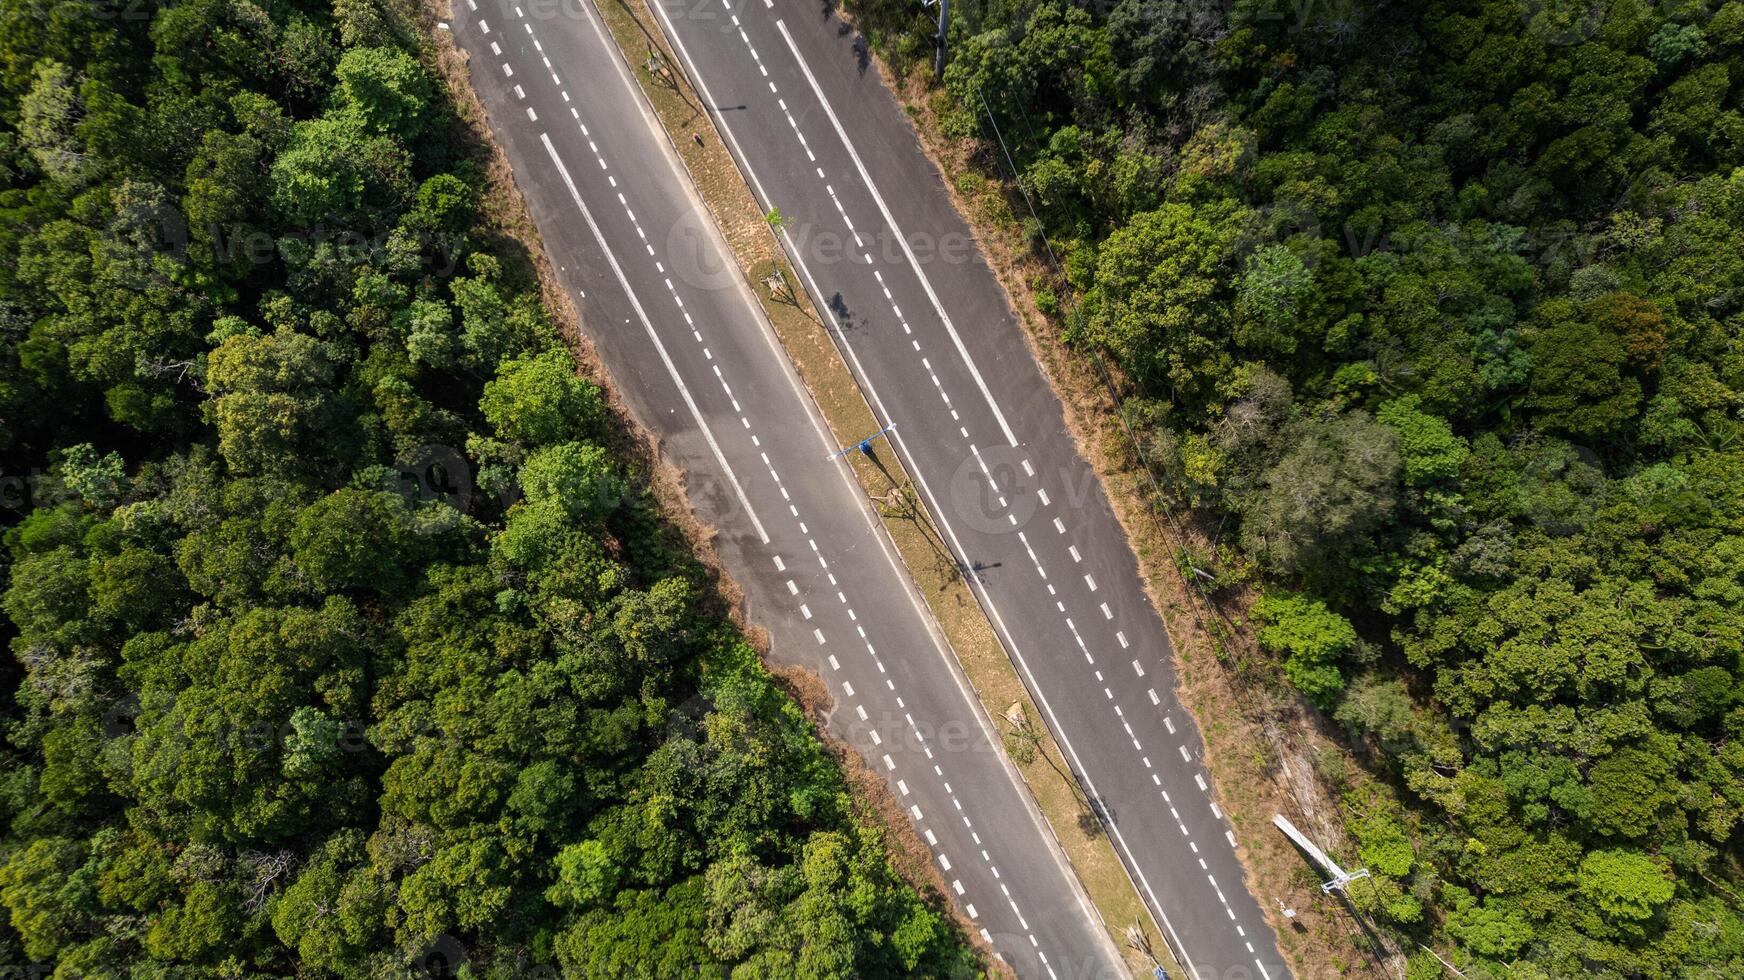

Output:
xmin=538 ymin=135 xmax=770 ymax=545
xmin=1180 ymin=745 xmax=1192 ymax=762
xmin=772 ymin=18 xmax=1018 ymax=447
xmin=1196 ymin=774 xmax=1209 ymax=791
xmin=503 ymin=62 xmax=514 ymax=76
xmin=1132 ymin=660 xmax=1145 ymax=677
xmin=1149 ymin=689 xmax=1160 ymax=705
xmin=1164 ymin=715 xmax=1176 ymax=734
xmin=814 ymin=628 xmax=827 ymax=644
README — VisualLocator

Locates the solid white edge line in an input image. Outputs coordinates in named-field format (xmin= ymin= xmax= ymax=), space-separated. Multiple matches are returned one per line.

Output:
xmin=640 ymin=3 xmax=1122 ymax=973
xmin=772 ymin=18 xmax=1020 ymax=450
xmin=538 ymin=132 xmax=770 ymax=545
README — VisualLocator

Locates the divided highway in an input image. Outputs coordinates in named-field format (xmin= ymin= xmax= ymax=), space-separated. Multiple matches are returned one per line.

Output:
xmin=446 ymin=1 xmax=1125 ymax=975
xmin=648 ymin=1 xmax=1290 ymax=977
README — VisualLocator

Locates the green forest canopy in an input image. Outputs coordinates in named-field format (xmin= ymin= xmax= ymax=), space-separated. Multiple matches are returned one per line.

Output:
xmin=840 ymin=0 xmax=1743 ymax=974
xmin=0 ymin=0 xmax=976 ymax=975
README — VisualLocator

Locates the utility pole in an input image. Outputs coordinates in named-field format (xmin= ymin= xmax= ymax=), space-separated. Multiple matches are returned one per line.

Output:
xmin=933 ymin=0 xmax=949 ymax=78
xmin=1273 ymin=814 xmax=1371 ymax=893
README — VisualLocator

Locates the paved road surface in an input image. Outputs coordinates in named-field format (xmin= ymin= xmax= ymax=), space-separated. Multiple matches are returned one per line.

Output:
xmin=447 ymin=2 xmax=1126 ymax=975
xmin=648 ymin=1 xmax=1290 ymax=977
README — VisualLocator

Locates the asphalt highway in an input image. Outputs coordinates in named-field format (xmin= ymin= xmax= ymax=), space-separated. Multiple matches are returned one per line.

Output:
xmin=647 ymin=2 xmax=1291 ymax=977
xmin=446 ymin=1 xmax=1127 ymax=975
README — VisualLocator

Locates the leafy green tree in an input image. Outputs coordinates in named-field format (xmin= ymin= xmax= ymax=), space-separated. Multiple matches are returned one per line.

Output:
xmin=1235 ymin=244 xmax=1316 ymax=355
xmin=1585 ymin=746 xmax=1679 ymax=840
xmin=1082 ymin=200 xmax=1248 ymax=405
xmin=335 ymin=47 xmax=434 ymax=137
xmin=270 ymin=115 xmax=410 ymax=224
xmin=1442 ymin=885 xmax=1535 ymax=959
xmin=1239 ymin=413 xmax=1401 ymax=582
xmin=1255 ymin=592 xmax=1356 ymax=706
xmin=1377 ymin=396 xmax=1469 ymax=488
xmin=402 ymin=298 xmax=457 ymax=369
xmin=203 ymin=329 xmax=336 ymax=475
xmin=520 ymin=441 xmax=625 ymax=521
xmin=272 ymin=848 xmax=388 ymax=973
xmin=58 ymin=443 xmax=126 ymax=509
xmin=294 ymin=484 xmax=423 ymax=592
xmin=480 ymin=349 xmax=605 ymax=445
xmin=1525 ymin=298 xmax=1645 ymax=441
xmin=1579 ymin=849 xmax=1675 ymax=922
xmin=547 ymin=840 xmax=620 ymax=910
xmin=18 ymin=60 xmax=85 ymax=181
xmin=0 ymin=837 xmax=89 ymax=960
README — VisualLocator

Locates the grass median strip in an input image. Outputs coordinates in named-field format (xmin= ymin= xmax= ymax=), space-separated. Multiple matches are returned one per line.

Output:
xmin=589 ymin=0 xmax=1172 ymax=975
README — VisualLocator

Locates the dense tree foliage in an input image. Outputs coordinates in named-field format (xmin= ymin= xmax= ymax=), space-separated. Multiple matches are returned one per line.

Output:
xmin=0 ymin=0 xmax=975 ymax=975
xmin=854 ymin=0 xmax=1744 ymax=973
